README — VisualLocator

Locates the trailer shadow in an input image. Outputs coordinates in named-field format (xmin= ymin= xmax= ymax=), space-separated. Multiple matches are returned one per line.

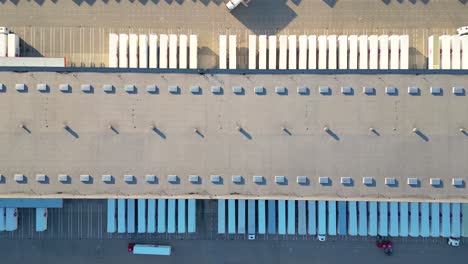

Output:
xmin=20 ymin=39 xmax=43 ymax=57
xmin=229 ymin=0 xmax=297 ymax=35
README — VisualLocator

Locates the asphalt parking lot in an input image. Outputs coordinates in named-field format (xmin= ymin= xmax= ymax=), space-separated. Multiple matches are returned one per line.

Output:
xmin=0 ymin=237 xmax=467 ymax=264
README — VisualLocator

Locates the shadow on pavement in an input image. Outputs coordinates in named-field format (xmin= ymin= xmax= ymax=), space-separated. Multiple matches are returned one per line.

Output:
xmin=229 ymin=0 xmax=297 ymax=35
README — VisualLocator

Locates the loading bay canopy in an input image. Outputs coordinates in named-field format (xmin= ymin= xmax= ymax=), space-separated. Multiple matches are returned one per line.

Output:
xmin=0 ymin=71 xmax=466 ymax=202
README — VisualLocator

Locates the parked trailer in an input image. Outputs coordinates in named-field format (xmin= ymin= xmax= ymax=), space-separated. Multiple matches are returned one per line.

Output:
xmin=189 ymin=35 xmax=198 ymax=69
xmin=308 ymin=200 xmax=316 ymax=235
xmin=358 ymin=201 xmax=367 ymax=236
xmin=462 ymin=36 xmax=468 ymax=69
xmin=228 ymin=35 xmax=237 ymax=69
xmin=348 ymin=201 xmax=357 ymax=236
xmin=258 ymin=200 xmax=266 ymax=234
xmin=399 ymin=202 xmax=408 ymax=237
xmin=389 ymin=202 xmax=399 ymax=237
xmin=108 ymin=33 xmax=119 ymax=68
xmin=129 ymin=244 xmax=171 ymax=256
xmin=287 ymin=200 xmax=295 ymax=235
xmin=279 ymin=35 xmax=287 ymax=70
xmin=0 ymin=34 xmax=7 ymax=57
xmin=268 ymin=200 xmax=276 ymax=234
xmin=238 ymin=199 xmax=245 ymax=234
xmin=430 ymin=202 xmax=440 ymax=237
xmin=159 ymin=34 xmax=168 ymax=69
xmin=228 ymin=199 xmax=236 ymax=234
xmin=107 ymin=199 xmax=116 ymax=233
xmin=248 ymin=35 xmax=256 ymax=69
xmin=137 ymin=199 xmax=146 ymax=233
xmin=139 ymin=34 xmax=148 ymax=68
xmin=278 ymin=200 xmax=286 ymax=235
xmin=127 ymin=199 xmax=136 ymax=233
xmin=348 ymin=35 xmax=358 ymax=69
xmin=7 ymin=33 xmax=19 ymax=57
xmin=441 ymin=203 xmax=451 ymax=237
xmin=5 ymin=208 xmax=18 ymax=231
xmin=288 ymin=35 xmax=297 ymax=69
xmin=169 ymin=34 xmax=177 ymax=69
xmin=129 ymin=34 xmax=138 ymax=68
xmin=187 ymin=199 xmax=196 ymax=233
xmin=378 ymin=202 xmax=388 ymax=236
xmin=308 ymin=35 xmax=317 ymax=69
xmin=157 ymin=199 xmax=166 ymax=233
xmin=317 ymin=35 xmax=327 ymax=69
xmin=378 ymin=35 xmax=389 ymax=69
xmin=338 ymin=35 xmax=347 ymax=69
xmin=428 ymin=35 xmax=440 ymax=70
xmin=248 ymin=199 xmax=256 ymax=234
xmin=240 ymin=199 xmax=250 ymax=234
xmin=298 ymin=35 xmax=307 ymax=69
xmin=219 ymin=35 xmax=227 ymax=69
xmin=117 ymin=198 xmax=126 ymax=233
xmin=318 ymin=200 xmax=327 ymax=235
xmin=218 ymin=199 xmax=226 ymax=234
xmin=149 ymin=34 xmax=158 ymax=68
xmin=399 ymin=35 xmax=409 ymax=69
xmin=35 ymin=208 xmax=48 ymax=232
xmin=358 ymin=35 xmax=368 ymax=69
xmin=147 ymin=199 xmax=156 ymax=233
xmin=167 ymin=199 xmax=176 ymax=233
xmin=368 ymin=35 xmax=378 ymax=69
xmin=420 ymin=202 xmax=430 ymax=237
xmin=462 ymin=203 xmax=468 ymax=237
xmin=451 ymin=35 xmax=461 ymax=69
xmin=452 ymin=203 xmax=461 ymax=238
xmin=118 ymin=34 xmax=128 ymax=68
xmin=327 ymin=200 xmax=336 ymax=235
xmin=0 ymin=208 xmax=5 ymax=231
xmin=297 ymin=200 xmax=306 ymax=235
xmin=409 ymin=202 xmax=419 ymax=237
xmin=177 ymin=199 xmax=186 ymax=233
xmin=327 ymin=35 xmax=337 ymax=69
xmin=337 ymin=201 xmax=347 ymax=235
xmin=440 ymin=35 xmax=451 ymax=69
xmin=268 ymin=36 xmax=277 ymax=69
xmin=258 ymin=35 xmax=267 ymax=70
xmin=368 ymin=201 xmax=378 ymax=236
xmin=389 ymin=35 xmax=399 ymax=69
xmin=179 ymin=34 xmax=188 ymax=69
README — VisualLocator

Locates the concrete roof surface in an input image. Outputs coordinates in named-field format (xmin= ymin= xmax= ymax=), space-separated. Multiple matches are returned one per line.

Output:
xmin=0 ymin=71 xmax=466 ymax=202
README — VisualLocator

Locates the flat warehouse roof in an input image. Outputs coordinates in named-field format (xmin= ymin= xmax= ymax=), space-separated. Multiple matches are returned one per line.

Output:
xmin=0 ymin=71 xmax=467 ymax=202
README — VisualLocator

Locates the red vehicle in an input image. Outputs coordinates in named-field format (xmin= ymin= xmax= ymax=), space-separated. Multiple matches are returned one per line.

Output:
xmin=128 ymin=243 xmax=135 ymax=252
xmin=382 ymin=241 xmax=393 ymax=256
xmin=376 ymin=236 xmax=393 ymax=256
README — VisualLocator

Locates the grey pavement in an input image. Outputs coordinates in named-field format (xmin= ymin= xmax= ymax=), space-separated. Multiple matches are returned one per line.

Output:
xmin=0 ymin=237 xmax=467 ymax=264
xmin=1 ymin=0 xmax=467 ymax=68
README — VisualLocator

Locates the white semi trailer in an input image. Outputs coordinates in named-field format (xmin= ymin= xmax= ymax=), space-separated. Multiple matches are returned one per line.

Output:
xmin=0 ymin=34 xmax=7 ymax=57
xmin=7 ymin=33 xmax=20 ymax=57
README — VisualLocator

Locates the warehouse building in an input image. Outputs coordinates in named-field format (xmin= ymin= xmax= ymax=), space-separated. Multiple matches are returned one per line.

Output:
xmin=0 ymin=70 xmax=466 ymax=202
